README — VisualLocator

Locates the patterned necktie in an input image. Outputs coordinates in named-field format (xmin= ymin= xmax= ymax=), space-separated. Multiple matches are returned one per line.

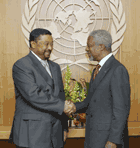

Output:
xmin=93 ymin=64 xmax=101 ymax=80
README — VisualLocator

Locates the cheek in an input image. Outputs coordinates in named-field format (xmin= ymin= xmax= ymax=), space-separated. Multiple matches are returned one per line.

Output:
xmin=90 ymin=48 xmax=95 ymax=54
xmin=38 ymin=45 xmax=47 ymax=51
xmin=42 ymin=46 xmax=47 ymax=50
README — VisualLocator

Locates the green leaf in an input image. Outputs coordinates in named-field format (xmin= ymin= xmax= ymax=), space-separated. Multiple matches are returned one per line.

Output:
xmin=77 ymin=81 xmax=83 ymax=90
xmin=69 ymin=116 xmax=74 ymax=120
xmin=85 ymin=82 xmax=89 ymax=95
xmin=90 ymin=70 xmax=93 ymax=75
xmin=65 ymin=96 xmax=72 ymax=100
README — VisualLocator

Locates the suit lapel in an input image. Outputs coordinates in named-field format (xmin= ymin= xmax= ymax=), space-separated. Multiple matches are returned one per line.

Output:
xmin=28 ymin=52 xmax=53 ymax=87
xmin=89 ymin=55 xmax=115 ymax=93
xmin=48 ymin=60 xmax=60 ymax=96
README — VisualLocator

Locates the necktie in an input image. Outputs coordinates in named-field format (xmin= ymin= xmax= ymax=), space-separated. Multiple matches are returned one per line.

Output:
xmin=41 ymin=61 xmax=52 ymax=78
xmin=93 ymin=64 xmax=101 ymax=80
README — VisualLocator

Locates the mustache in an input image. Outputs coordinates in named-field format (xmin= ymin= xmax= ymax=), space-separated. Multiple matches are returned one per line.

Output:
xmin=44 ymin=50 xmax=51 ymax=54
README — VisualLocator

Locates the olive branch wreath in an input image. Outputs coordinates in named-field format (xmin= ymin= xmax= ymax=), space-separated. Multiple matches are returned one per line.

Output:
xmin=21 ymin=0 xmax=126 ymax=71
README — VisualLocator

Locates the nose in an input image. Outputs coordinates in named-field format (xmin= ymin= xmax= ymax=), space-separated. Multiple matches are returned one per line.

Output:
xmin=48 ymin=44 xmax=52 ymax=51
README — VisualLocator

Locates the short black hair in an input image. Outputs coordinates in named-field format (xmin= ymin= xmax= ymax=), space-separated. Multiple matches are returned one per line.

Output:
xmin=29 ymin=28 xmax=52 ymax=47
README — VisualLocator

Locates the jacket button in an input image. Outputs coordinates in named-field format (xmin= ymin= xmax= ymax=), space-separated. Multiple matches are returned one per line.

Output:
xmin=94 ymin=100 xmax=96 ymax=102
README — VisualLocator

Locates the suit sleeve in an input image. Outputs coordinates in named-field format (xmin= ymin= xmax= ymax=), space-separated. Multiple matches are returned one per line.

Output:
xmin=58 ymin=65 xmax=69 ymax=132
xmin=13 ymin=61 xmax=65 ymax=115
xmin=75 ymin=70 xmax=95 ymax=113
xmin=75 ymin=93 xmax=90 ymax=113
xmin=108 ymin=65 xmax=130 ymax=144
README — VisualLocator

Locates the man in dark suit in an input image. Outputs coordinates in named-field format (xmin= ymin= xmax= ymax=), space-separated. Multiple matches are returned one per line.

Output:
xmin=67 ymin=30 xmax=130 ymax=148
xmin=9 ymin=28 xmax=76 ymax=148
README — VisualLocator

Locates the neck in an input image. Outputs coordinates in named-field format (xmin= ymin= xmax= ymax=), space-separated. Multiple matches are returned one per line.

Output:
xmin=98 ymin=51 xmax=110 ymax=62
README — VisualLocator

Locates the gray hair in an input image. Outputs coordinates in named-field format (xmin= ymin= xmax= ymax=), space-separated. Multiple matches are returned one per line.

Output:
xmin=89 ymin=30 xmax=112 ymax=52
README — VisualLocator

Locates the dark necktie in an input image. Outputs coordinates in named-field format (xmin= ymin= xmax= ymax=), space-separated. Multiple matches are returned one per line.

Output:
xmin=93 ymin=64 xmax=101 ymax=80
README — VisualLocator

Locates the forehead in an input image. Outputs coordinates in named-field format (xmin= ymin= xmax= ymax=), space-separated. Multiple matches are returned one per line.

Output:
xmin=37 ymin=34 xmax=53 ymax=42
xmin=87 ymin=36 xmax=95 ymax=46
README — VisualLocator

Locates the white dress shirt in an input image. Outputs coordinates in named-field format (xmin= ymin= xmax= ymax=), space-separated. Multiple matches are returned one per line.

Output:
xmin=98 ymin=53 xmax=113 ymax=71
xmin=31 ymin=51 xmax=52 ymax=77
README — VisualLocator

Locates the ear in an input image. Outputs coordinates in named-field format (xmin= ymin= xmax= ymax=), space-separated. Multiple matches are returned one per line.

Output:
xmin=30 ymin=41 xmax=37 ymax=49
xmin=99 ymin=44 xmax=105 ymax=51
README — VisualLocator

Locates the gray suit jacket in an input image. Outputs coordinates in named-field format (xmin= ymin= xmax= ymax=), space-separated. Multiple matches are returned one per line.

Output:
xmin=9 ymin=52 xmax=68 ymax=148
xmin=75 ymin=56 xmax=130 ymax=148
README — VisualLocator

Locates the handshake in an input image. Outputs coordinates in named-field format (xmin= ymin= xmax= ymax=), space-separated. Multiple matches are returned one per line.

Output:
xmin=63 ymin=100 xmax=76 ymax=117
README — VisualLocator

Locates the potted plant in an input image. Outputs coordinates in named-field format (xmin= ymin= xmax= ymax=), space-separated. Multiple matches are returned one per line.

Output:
xmin=64 ymin=65 xmax=89 ymax=127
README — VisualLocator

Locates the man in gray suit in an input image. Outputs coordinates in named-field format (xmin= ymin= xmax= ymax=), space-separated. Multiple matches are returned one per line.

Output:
xmin=9 ymin=28 xmax=76 ymax=148
xmin=68 ymin=30 xmax=130 ymax=148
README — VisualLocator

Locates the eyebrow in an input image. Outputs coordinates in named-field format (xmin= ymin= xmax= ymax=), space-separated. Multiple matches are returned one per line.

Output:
xmin=44 ymin=41 xmax=53 ymax=43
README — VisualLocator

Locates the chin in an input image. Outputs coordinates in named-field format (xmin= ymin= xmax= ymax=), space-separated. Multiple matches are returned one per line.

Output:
xmin=45 ymin=57 xmax=49 ymax=60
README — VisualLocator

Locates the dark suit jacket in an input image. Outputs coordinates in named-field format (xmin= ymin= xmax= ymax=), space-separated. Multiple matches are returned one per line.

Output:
xmin=9 ymin=52 xmax=68 ymax=148
xmin=75 ymin=55 xmax=130 ymax=148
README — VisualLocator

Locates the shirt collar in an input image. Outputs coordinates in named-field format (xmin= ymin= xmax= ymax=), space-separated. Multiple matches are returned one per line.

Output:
xmin=99 ymin=53 xmax=113 ymax=68
xmin=31 ymin=51 xmax=49 ymax=66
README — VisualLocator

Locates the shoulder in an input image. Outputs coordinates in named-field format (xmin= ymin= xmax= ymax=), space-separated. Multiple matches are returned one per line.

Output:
xmin=49 ymin=60 xmax=60 ymax=69
xmin=13 ymin=54 xmax=32 ymax=70
xmin=110 ymin=58 xmax=129 ymax=81
xmin=113 ymin=59 xmax=128 ymax=73
xmin=110 ymin=57 xmax=128 ymax=73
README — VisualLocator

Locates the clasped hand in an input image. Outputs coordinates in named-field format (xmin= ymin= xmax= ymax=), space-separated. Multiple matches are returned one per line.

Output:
xmin=64 ymin=100 xmax=76 ymax=116
xmin=105 ymin=141 xmax=117 ymax=148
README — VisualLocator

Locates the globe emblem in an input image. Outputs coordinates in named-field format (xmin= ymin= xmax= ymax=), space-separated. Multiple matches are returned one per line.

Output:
xmin=22 ymin=0 xmax=126 ymax=71
xmin=42 ymin=0 xmax=100 ymax=46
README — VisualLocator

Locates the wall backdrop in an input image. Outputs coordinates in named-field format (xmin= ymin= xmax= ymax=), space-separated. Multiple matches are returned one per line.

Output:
xmin=0 ymin=0 xmax=140 ymax=138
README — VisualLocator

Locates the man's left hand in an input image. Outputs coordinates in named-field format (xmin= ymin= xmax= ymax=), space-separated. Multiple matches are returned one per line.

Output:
xmin=64 ymin=131 xmax=67 ymax=142
xmin=105 ymin=141 xmax=117 ymax=148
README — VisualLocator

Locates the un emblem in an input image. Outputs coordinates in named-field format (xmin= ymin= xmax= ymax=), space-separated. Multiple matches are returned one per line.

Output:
xmin=21 ymin=0 xmax=126 ymax=71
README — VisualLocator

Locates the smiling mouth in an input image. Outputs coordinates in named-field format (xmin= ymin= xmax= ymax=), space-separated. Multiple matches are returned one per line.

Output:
xmin=44 ymin=51 xmax=51 ymax=55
